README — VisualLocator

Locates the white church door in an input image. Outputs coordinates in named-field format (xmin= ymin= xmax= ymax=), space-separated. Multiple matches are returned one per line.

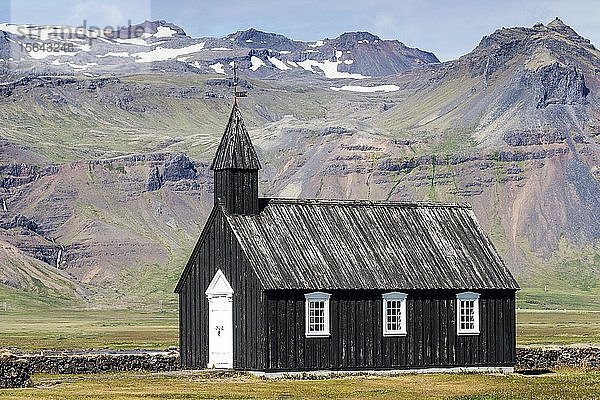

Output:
xmin=205 ymin=269 xmax=234 ymax=369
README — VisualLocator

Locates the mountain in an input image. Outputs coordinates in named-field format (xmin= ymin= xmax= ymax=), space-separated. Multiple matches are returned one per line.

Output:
xmin=0 ymin=19 xmax=598 ymax=310
xmin=372 ymin=17 xmax=600 ymax=256
xmin=0 ymin=22 xmax=438 ymax=79
xmin=227 ymin=28 xmax=303 ymax=51
xmin=111 ymin=20 xmax=188 ymax=40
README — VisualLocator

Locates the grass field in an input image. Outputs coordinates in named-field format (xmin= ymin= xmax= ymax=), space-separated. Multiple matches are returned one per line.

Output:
xmin=0 ymin=309 xmax=178 ymax=351
xmin=516 ymin=310 xmax=600 ymax=346
xmin=1 ymin=369 xmax=599 ymax=400
xmin=1 ymin=280 xmax=598 ymax=350
xmin=0 ymin=308 xmax=599 ymax=351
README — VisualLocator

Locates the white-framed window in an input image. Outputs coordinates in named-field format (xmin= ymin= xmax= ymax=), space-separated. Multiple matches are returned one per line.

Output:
xmin=305 ymin=292 xmax=331 ymax=337
xmin=382 ymin=292 xmax=407 ymax=336
xmin=456 ymin=292 xmax=480 ymax=335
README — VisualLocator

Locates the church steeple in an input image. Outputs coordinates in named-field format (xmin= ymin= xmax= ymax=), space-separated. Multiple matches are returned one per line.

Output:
xmin=211 ymin=103 xmax=261 ymax=215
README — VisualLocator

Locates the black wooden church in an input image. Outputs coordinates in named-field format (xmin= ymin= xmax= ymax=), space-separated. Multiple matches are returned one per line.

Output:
xmin=175 ymin=103 xmax=519 ymax=372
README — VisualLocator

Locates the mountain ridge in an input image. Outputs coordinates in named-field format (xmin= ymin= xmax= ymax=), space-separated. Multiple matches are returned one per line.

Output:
xmin=0 ymin=21 xmax=439 ymax=79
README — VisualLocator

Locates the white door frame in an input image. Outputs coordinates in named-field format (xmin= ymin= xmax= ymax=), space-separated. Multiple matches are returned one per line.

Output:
xmin=205 ymin=269 xmax=234 ymax=369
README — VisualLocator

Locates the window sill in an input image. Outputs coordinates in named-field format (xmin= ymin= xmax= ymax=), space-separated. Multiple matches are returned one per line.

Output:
xmin=305 ymin=333 xmax=330 ymax=338
xmin=457 ymin=331 xmax=480 ymax=335
xmin=383 ymin=332 xmax=407 ymax=337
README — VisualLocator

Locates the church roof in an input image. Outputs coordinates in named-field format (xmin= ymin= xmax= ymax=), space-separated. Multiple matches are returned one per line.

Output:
xmin=210 ymin=103 xmax=262 ymax=171
xmin=224 ymin=198 xmax=519 ymax=291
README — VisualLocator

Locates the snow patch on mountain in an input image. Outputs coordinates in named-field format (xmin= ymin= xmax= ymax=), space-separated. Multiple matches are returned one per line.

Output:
xmin=115 ymin=37 xmax=148 ymax=46
xmin=268 ymin=56 xmax=290 ymax=70
xmin=330 ymin=84 xmax=399 ymax=92
xmin=77 ymin=43 xmax=92 ymax=52
xmin=250 ymin=55 xmax=265 ymax=71
xmin=154 ymin=26 xmax=178 ymax=38
xmin=0 ymin=23 xmax=24 ymax=36
xmin=297 ymin=59 xmax=368 ymax=79
xmin=116 ymin=38 xmax=168 ymax=47
xmin=133 ymin=42 xmax=206 ymax=62
xmin=97 ymin=52 xmax=130 ymax=58
xmin=67 ymin=62 xmax=97 ymax=70
xmin=210 ymin=62 xmax=226 ymax=74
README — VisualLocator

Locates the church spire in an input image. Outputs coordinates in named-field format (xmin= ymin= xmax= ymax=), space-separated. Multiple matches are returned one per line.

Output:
xmin=211 ymin=103 xmax=261 ymax=215
xmin=210 ymin=103 xmax=261 ymax=171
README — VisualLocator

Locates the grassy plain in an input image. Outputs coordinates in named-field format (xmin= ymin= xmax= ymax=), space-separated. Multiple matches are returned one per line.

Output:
xmin=1 ymin=279 xmax=598 ymax=350
xmin=515 ymin=286 xmax=600 ymax=346
xmin=0 ymin=309 xmax=178 ymax=351
xmin=1 ymin=369 xmax=599 ymax=400
xmin=1 ymin=307 xmax=599 ymax=351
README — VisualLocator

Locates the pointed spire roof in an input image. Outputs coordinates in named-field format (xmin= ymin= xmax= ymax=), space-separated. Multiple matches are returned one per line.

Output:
xmin=210 ymin=103 xmax=262 ymax=171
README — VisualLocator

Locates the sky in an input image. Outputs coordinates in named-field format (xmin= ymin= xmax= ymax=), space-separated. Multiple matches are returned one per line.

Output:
xmin=1 ymin=0 xmax=599 ymax=61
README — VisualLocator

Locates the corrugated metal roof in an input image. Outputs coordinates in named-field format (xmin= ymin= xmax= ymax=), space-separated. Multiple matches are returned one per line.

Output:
xmin=225 ymin=198 xmax=519 ymax=290
xmin=210 ymin=104 xmax=261 ymax=171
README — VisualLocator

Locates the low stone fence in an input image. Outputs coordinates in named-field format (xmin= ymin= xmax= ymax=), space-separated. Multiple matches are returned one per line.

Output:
xmin=0 ymin=350 xmax=179 ymax=386
xmin=0 ymin=355 xmax=31 ymax=389
xmin=18 ymin=351 xmax=180 ymax=375
xmin=516 ymin=347 xmax=600 ymax=369
xmin=1 ymin=347 xmax=598 ymax=388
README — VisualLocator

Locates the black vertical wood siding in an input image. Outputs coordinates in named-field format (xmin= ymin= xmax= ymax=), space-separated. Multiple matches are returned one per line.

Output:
xmin=178 ymin=207 xmax=265 ymax=370
xmin=264 ymin=289 xmax=516 ymax=371
xmin=214 ymin=170 xmax=259 ymax=215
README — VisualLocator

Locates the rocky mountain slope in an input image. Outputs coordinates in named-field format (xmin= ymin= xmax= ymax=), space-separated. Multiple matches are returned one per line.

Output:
xmin=0 ymin=18 xmax=598 ymax=309
xmin=0 ymin=20 xmax=438 ymax=80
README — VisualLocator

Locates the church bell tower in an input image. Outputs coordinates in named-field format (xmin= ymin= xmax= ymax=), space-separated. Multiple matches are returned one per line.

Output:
xmin=210 ymin=102 xmax=261 ymax=215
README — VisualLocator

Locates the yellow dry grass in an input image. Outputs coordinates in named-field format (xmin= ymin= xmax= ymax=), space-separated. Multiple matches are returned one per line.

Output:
xmin=1 ymin=369 xmax=599 ymax=400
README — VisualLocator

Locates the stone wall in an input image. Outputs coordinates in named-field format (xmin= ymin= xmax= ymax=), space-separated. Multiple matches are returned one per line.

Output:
xmin=0 ymin=355 xmax=31 ymax=389
xmin=0 ymin=347 xmax=598 ymax=385
xmin=17 ymin=352 xmax=179 ymax=374
xmin=516 ymin=347 xmax=600 ymax=369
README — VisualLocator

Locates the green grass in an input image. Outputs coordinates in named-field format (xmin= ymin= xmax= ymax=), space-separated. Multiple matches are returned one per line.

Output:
xmin=0 ymin=285 xmax=78 ymax=311
xmin=517 ymin=286 xmax=600 ymax=311
xmin=0 ymin=309 xmax=178 ymax=350
xmin=1 ymin=369 xmax=599 ymax=399
xmin=1 ymin=307 xmax=598 ymax=351
xmin=516 ymin=243 xmax=600 ymax=312
xmin=1 ymin=249 xmax=598 ymax=351
xmin=516 ymin=310 xmax=600 ymax=346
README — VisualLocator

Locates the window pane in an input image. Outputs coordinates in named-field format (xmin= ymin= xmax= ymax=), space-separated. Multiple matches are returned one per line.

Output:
xmin=459 ymin=298 xmax=477 ymax=332
xmin=307 ymin=298 xmax=328 ymax=334
xmin=385 ymin=299 xmax=404 ymax=332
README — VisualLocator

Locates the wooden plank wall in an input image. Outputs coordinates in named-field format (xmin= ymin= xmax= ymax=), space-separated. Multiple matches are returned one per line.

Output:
xmin=213 ymin=170 xmax=258 ymax=215
xmin=178 ymin=208 xmax=265 ymax=370
xmin=264 ymin=289 xmax=515 ymax=371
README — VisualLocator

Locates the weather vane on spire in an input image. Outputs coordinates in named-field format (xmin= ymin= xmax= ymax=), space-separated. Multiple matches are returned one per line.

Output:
xmin=231 ymin=62 xmax=248 ymax=101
